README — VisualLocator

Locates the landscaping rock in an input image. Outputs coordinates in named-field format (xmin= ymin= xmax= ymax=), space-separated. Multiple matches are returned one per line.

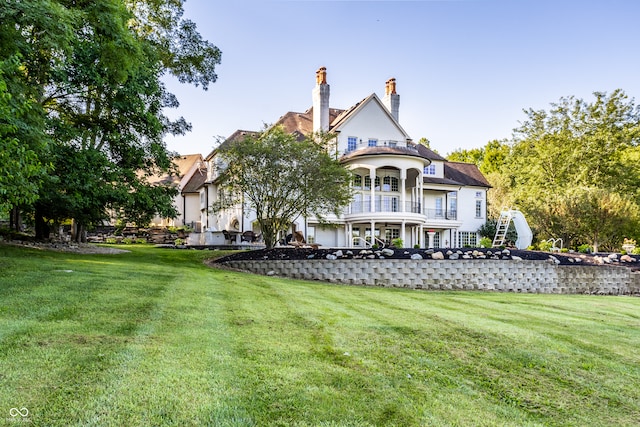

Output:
xmin=381 ymin=248 xmax=395 ymax=257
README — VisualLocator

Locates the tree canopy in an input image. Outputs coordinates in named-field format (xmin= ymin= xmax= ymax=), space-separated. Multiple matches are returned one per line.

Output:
xmin=213 ymin=126 xmax=353 ymax=248
xmin=0 ymin=0 xmax=221 ymax=240
xmin=449 ymin=90 xmax=640 ymax=251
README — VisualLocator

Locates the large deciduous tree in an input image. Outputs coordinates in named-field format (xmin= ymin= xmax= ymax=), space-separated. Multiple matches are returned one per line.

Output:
xmin=447 ymin=139 xmax=512 ymax=218
xmin=0 ymin=0 xmax=221 ymax=240
xmin=213 ymin=126 xmax=353 ymax=248
xmin=507 ymin=90 xmax=640 ymax=251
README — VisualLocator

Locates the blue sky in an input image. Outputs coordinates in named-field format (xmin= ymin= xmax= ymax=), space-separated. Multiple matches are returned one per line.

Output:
xmin=163 ymin=0 xmax=640 ymax=156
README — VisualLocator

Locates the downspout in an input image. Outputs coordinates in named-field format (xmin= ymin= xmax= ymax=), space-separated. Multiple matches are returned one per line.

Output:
xmin=205 ymin=184 xmax=210 ymax=230
xmin=183 ymin=194 xmax=186 ymax=226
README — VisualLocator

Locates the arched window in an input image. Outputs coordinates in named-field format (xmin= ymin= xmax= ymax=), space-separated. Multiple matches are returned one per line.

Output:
xmin=353 ymin=174 xmax=362 ymax=189
xmin=382 ymin=176 xmax=399 ymax=192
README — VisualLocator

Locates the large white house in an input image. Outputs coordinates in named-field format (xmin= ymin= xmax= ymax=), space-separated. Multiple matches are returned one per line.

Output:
xmin=187 ymin=68 xmax=490 ymax=248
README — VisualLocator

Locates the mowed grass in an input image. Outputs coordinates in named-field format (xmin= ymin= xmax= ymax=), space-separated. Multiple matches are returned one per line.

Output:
xmin=1 ymin=245 xmax=639 ymax=426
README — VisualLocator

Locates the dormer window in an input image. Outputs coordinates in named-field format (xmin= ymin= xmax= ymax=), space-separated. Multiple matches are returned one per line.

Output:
xmin=424 ymin=164 xmax=436 ymax=175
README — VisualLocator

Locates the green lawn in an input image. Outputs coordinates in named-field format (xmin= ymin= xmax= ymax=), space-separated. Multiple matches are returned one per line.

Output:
xmin=1 ymin=244 xmax=639 ymax=426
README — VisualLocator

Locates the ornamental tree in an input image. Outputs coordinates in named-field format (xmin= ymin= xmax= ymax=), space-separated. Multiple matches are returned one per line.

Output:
xmin=213 ymin=126 xmax=353 ymax=248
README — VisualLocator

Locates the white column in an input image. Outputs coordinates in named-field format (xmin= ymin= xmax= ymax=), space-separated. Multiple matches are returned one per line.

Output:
xmin=369 ymin=168 xmax=376 ymax=213
xmin=371 ymin=220 xmax=378 ymax=247
xmin=428 ymin=231 xmax=436 ymax=249
xmin=400 ymin=168 xmax=407 ymax=213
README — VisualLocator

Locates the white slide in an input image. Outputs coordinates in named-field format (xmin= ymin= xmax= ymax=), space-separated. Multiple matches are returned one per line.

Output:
xmin=509 ymin=210 xmax=533 ymax=250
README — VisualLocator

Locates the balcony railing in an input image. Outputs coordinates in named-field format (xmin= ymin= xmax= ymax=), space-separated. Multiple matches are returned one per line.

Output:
xmin=343 ymin=140 xmax=419 ymax=156
xmin=424 ymin=209 xmax=457 ymax=220
xmin=346 ymin=203 xmax=456 ymax=220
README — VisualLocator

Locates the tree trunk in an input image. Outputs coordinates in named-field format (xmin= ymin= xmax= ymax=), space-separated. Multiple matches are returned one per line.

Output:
xmin=10 ymin=207 xmax=22 ymax=232
xmin=34 ymin=206 xmax=50 ymax=240
xmin=71 ymin=220 xmax=87 ymax=243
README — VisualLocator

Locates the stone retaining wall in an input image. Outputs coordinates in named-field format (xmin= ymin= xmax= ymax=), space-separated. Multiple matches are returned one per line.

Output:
xmin=221 ymin=259 xmax=640 ymax=295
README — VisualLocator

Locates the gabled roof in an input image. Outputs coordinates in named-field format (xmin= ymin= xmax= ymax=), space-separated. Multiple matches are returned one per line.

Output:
xmin=204 ymin=130 xmax=259 ymax=160
xmin=182 ymin=167 xmax=207 ymax=193
xmin=146 ymin=154 xmax=203 ymax=186
xmin=444 ymin=162 xmax=491 ymax=188
xmin=330 ymin=93 xmax=411 ymax=140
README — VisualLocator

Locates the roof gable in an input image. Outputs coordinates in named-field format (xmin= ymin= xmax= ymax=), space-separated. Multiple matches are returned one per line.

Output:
xmin=330 ymin=93 xmax=411 ymax=140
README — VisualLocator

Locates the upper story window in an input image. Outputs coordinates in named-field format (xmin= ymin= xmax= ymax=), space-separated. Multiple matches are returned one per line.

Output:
xmin=368 ymin=139 xmax=377 ymax=147
xmin=475 ymin=200 xmax=483 ymax=218
xmin=382 ymin=176 xmax=399 ymax=192
xmin=353 ymin=174 xmax=362 ymax=189
xmin=424 ymin=164 xmax=436 ymax=175
xmin=475 ymin=191 xmax=483 ymax=198
xmin=347 ymin=137 xmax=357 ymax=152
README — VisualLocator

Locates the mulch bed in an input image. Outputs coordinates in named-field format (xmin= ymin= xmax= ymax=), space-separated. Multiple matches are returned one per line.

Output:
xmin=215 ymin=247 xmax=640 ymax=269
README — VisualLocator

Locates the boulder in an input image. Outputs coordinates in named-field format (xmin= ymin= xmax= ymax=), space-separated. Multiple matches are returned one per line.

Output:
xmin=381 ymin=248 xmax=395 ymax=257
xmin=431 ymin=251 xmax=445 ymax=260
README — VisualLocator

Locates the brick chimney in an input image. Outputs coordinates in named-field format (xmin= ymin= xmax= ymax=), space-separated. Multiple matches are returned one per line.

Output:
xmin=312 ymin=67 xmax=330 ymax=132
xmin=383 ymin=77 xmax=400 ymax=122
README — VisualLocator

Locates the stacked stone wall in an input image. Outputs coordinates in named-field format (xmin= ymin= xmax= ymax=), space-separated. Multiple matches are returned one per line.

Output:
xmin=221 ymin=259 xmax=640 ymax=295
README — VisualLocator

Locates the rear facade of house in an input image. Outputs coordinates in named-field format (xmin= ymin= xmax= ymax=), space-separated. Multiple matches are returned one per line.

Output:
xmin=189 ymin=68 xmax=490 ymax=249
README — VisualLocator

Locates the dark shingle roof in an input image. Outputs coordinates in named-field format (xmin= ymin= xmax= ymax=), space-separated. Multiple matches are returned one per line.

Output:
xmin=182 ymin=167 xmax=207 ymax=193
xmin=414 ymin=144 xmax=447 ymax=161
xmin=274 ymin=107 xmax=344 ymax=136
xmin=204 ymin=130 xmax=259 ymax=160
xmin=444 ymin=162 xmax=491 ymax=187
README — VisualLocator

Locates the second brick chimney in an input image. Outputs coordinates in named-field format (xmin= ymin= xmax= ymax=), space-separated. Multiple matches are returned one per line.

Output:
xmin=383 ymin=78 xmax=400 ymax=122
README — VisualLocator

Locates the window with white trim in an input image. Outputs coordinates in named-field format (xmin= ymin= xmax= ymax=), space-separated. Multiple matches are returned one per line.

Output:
xmin=475 ymin=200 xmax=483 ymax=218
xmin=368 ymin=139 xmax=377 ymax=147
xmin=458 ymin=231 xmax=478 ymax=247
xmin=424 ymin=164 xmax=436 ymax=175
xmin=347 ymin=137 xmax=357 ymax=152
xmin=382 ymin=176 xmax=399 ymax=192
xmin=353 ymin=174 xmax=362 ymax=189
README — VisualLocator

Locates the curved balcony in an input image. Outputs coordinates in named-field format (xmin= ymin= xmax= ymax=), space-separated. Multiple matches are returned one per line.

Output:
xmin=344 ymin=202 xmax=460 ymax=227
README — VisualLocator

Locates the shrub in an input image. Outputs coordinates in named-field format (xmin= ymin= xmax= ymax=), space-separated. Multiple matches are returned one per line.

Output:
xmin=479 ymin=237 xmax=492 ymax=248
xmin=413 ymin=244 xmax=420 ymax=249
xmin=578 ymin=244 xmax=591 ymax=253
xmin=632 ymin=247 xmax=640 ymax=255
xmin=560 ymin=248 xmax=569 ymax=253
xmin=174 ymin=238 xmax=184 ymax=246
xmin=122 ymin=237 xmax=133 ymax=245
xmin=538 ymin=241 xmax=553 ymax=251
xmin=391 ymin=238 xmax=403 ymax=248
xmin=105 ymin=237 xmax=117 ymax=244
